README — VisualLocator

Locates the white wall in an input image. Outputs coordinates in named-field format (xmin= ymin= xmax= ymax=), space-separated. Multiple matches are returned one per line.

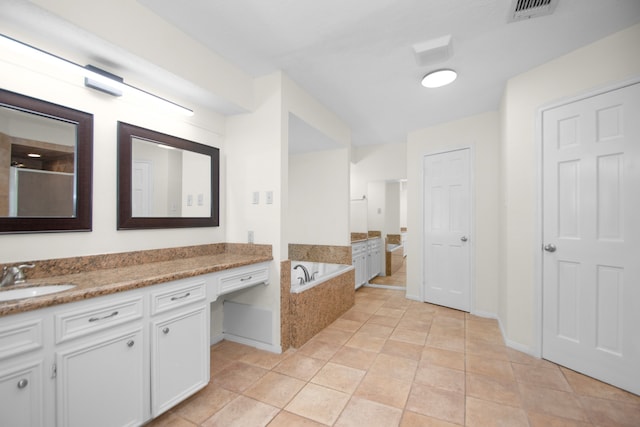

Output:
xmin=0 ymin=39 xmax=226 ymax=263
xmin=283 ymin=74 xmax=351 ymax=248
xmin=288 ymin=148 xmax=350 ymax=245
xmin=384 ymin=181 xmax=401 ymax=236
xmin=366 ymin=181 xmax=385 ymax=233
xmin=499 ymin=23 xmax=640 ymax=352
xmin=406 ymin=111 xmax=501 ymax=315
xmin=350 ymin=143 xmax=407 ymax=199
xmin=221 ymin=71 xmax=351 ymax=350
xmin=222 ymin=73 xmax=285 ymax=350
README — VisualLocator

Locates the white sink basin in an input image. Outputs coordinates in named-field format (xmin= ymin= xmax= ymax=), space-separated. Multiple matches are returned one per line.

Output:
xmin=0 ymin=284 xmax=76 ymax=302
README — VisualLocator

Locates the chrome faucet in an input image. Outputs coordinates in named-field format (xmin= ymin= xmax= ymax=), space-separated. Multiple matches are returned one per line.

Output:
xmin=293 ymin=264 xmax=311 ymax=283
xmin=0 ymin=264 xmax=35 ymax=287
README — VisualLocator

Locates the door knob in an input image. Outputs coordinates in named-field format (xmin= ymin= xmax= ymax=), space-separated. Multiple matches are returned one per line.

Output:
xmin=460 ymin=236 xmax=468 ymax=242
xmin=544 ymin=244 xmax=556 ymax=252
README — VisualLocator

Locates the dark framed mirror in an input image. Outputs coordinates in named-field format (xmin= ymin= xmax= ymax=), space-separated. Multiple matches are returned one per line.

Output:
xmin=117 ymin=122 xmax=219 ymax=229
xmin=0 ymin=88 xmax=93 ymax=233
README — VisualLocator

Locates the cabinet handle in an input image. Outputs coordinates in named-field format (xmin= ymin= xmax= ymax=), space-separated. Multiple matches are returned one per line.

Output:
xmin=162 ymin=327 xmax=170 ymax=334
xmin=170 ymin=292 xmax=190 ymax=301
xmin=88 ymin=311 xmax=119 ymax=322
xmin=240 ymin=276 xmax=253 ymax=282
xmin=127 ymin=340 xmax=135 ymax=347
xmin=17 ymin=379 xmax=28 ymax=389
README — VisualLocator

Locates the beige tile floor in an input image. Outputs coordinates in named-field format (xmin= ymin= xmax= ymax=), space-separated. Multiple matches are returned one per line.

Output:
xmin=147 ymin=287 xmax=640 ymax=426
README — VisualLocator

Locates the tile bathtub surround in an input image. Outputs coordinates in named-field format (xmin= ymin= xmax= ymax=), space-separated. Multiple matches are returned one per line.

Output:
xmin=350 ymin=232 xmax=368 ymax=242
xmin=289 ymin=269 xmax=355 ymax=349
xmin=280 ymin=259 xmax=292 ymax=352
xmin=281 ymin=257 xmax=355 ymax=352
xmin=387 ymin=234 xmax=402 ymax=245
xmin=148 ymin=287 xmax=640 ymax=427
xmin=288 ymin=244 xmax=351 ymax=265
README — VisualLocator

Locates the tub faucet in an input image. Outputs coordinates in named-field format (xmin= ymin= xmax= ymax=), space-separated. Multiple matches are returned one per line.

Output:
xmin=1 ymin=264 xmax=35 ymax=287
xmin=293 ymin=264 xmax=311 ymax=283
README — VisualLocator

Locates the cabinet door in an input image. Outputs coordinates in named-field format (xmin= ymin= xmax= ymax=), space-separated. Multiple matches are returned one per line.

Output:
xmin=151 ymin=306 xmax=209 ymax=416
xmin=0 ymin=360 xmax=43 ymax=427
xmin=56 ymin=328 xmax=145 ymax=427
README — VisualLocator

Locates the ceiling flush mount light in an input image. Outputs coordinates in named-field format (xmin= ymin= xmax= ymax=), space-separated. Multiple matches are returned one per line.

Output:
xmin=0 ymin=33 xmax=194 ymax=116
xmin=421 ymin=69 xmax=458 ymax=88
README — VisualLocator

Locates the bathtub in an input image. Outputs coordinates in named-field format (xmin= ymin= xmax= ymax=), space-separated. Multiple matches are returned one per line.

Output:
xmin=290 ymin=261 xmax=354 ymax=293
xmin=386 ymin=243 xmax=402 ymax=252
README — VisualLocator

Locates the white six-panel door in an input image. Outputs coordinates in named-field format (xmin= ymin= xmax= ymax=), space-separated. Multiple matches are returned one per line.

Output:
xmin=423 ymin=148 xmax=471 ymax=311
xmin=542 ymin=82 xmax=640 ymax=395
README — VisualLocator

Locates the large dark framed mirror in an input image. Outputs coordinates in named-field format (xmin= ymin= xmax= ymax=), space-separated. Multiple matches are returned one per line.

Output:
xmin=0 ymin=88 xmax=93 ymax=233
xmin=117 ymin=122 xmax=219 ymax=229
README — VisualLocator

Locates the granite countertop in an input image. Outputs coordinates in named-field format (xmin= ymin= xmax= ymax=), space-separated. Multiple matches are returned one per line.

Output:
xmin=0 ymin=245 xmax=272 ymax=317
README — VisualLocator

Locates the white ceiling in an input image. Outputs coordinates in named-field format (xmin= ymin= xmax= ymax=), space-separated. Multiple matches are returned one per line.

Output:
xmin=136 ymin=0 xmax=640 ymax=146
xmin=2 ymin=1 xmax=640 ymax=149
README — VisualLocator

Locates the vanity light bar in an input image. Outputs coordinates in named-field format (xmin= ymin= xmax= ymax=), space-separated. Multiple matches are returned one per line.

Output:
xmin=0 ymin=33 xmax=194 ymax=116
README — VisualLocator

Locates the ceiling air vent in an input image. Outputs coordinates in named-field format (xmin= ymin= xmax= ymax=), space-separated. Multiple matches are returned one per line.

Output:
xmin=507 ymin=0 xmax=558 ymax=22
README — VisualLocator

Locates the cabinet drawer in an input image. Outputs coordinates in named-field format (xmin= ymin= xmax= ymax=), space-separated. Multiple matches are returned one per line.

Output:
xmin=217 ymin=264 xmax=269 ymax=297
xmin=352 ymin=242 xmax=367 ymax=256
xmin=0 ymin=319 xmax=43 ymax=360
xmin=150 ymin=281 xmax=206 ymax=316
xmin=54 ymin=296 xmax=143 ymax=344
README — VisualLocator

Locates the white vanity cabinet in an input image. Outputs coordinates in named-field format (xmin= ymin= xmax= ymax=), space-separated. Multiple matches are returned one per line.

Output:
xmin=367 ymin=238 xmax=382 ymax=280
xmin=0 ymin=316 xmax=46 ymax=427
xmin=352 ymin=241 xmax=368 ymax=289
xmin=0 ymin=260 xmax=269 ymax=427
xmin=55 ymin=328 xmax=145 ymax=427
xmin=53 ymin=294 xmax=146 ymax=427
xmin=0 ymin=357 xmax=44 ymax=427
xmin=149 ymin=280 xmax=209 ymax=417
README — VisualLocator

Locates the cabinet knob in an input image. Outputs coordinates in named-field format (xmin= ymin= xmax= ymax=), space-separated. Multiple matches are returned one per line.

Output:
xmin=17 ymin=379 xmax=28 ymax=389
xmin=162 ymin=327 xmax=170 ymax=334
xmin=127 ymin=340 xmax=135 ymax=347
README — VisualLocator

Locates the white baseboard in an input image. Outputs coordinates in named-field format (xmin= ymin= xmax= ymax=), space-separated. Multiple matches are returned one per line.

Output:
xmin=495 ymin=315 xmax=539 ymax=357
xmin=364 ymin=284 xmax=405 ymax=291
xmin=405 ymin=293 xmax=422 ymax=302
xmin=210 ymin=333 xmax=225 ymax=346
xmin=222 ymin=333 xmax=282 ymax=354
xmin=471 ymin=310 xmax=498 ymax=319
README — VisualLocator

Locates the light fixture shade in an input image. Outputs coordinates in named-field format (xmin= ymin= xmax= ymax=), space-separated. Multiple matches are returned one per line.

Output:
xmin=1 ymin=33 xmax=194 ymax=116
xmin=84 ymin=65 xmax=124 ymax=97
xmin=421 ymin=69 xmax=457 ymax=88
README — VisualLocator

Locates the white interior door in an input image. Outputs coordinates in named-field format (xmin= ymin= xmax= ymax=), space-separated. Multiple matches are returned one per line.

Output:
xmin=423 ymin=148 xmax=471 ymax=311
xmin=542 ymin=82 xmax=640 ymax=395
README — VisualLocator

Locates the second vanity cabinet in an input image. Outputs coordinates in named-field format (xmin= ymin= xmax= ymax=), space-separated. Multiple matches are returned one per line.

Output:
xmin=351 ymin=241 xmax=368 ymax=289
xmin=150 ymin=280 xmax=209 ymax=416
xmin=0 ymin=261 xmax=269 ymax=427
xmin=56 ymin=327 xmax=145 ymax=427
xmin=53 ymin=293 xmax=147 ymax=427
